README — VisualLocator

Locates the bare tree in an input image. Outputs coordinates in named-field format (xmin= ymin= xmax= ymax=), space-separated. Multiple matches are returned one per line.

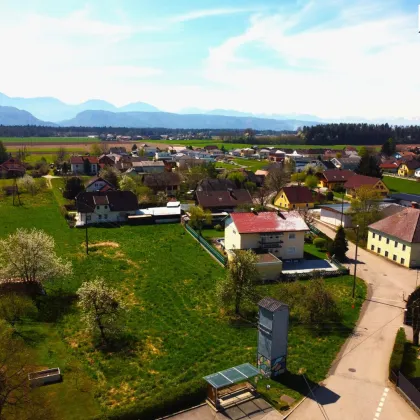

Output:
xmin=265 ymin=164 xmax=290 ymax=195
xmin=297 ymin=207 xmax=315 ymax=226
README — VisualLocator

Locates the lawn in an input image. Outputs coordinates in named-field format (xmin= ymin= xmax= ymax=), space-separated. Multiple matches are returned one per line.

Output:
xmin=383 ymin=176 xmax=420 ymax=195
xmin=0 ymin=186 xmax=366 ymax=419
xmin=232 ymin=158 xmax=269 ymax=171
xmin=304 ymin=242 xmax=328 ymax=260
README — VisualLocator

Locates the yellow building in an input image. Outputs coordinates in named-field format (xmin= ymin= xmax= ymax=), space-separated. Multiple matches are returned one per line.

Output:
xmin=398 ymin=161 xmax=420 ymax=177
xmin=367 ymin=207 xmax=420 ymax=268
xmin=274 ymin=186 xmax=315 ymax=209
xmin=344 ymin=174 xmax=389 ymax=198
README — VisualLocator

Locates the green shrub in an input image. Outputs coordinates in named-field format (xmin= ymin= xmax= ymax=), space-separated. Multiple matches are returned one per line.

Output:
xmin=304 ymin=233 xmax=314 ymax=244
xmin=214 ymin=224 xmax=223 ymax=231
xmin=389 ymin=327 xmax=406 ymax=381
xmin=59 ymin=205 xmax=69 ymax=220
xmin=326 ymin=191 xmax=334 ymax=201
xmin=313 ymin=238 xmax=327 ymax=250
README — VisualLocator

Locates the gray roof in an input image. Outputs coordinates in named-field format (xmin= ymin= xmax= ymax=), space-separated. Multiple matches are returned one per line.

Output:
xmin=258 ymin=297 xmax=286 ymax=312
xmin=390 ymin=193 xmax=420 ymax=204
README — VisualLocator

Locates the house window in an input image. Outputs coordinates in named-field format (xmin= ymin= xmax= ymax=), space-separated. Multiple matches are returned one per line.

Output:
xmin=104 ymin=205 xmax=108 ymax=209
xmin=393 ymin=255 xmax=397 ymax=261
xmin=292 ymin=204 xmax=296 ymax=209
xmin=86 ymin=215 xmax=91 ymax=221
xmin=386 ymin=238 xmax=389 ymax=245
xmin=96 ymin=206 xmax=100 ymax=210
xmin=289 ymin=233 xmax=296 ymax=239
xmin=401 ymin=258 xmax=405 ymax=265
xmin=372 ymin=233 xmax=376 ymax=238
xmin=378 ymin=235 xmax=382 ymax=241
xmin=402 ymin=244 xmax=406 ymax=251
xmin=287 ymin=247 xmax=296 ymax=255
xmin=98 ymin=214 xmax=102 ymax=219
xmin=377 ymin=248 xmax=381 ymax=254
xmin=385 ymin=251 xmax=388 ymax=257
xmin=104 ymin=214 xmax=108 ymax=219
xmin=395 ymin=241 xmax=398 ymax=248
xmin=371 ymin=245 xmax=374 ymax=251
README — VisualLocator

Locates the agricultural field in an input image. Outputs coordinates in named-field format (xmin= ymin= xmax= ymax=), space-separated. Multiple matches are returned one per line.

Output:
xmin=0 ymin=183 xmax=366 ymax=419
xmin=383 ymin=176 xmax=420 ymax=195
xmin=0 ymin=137 xmax=99 ymax=143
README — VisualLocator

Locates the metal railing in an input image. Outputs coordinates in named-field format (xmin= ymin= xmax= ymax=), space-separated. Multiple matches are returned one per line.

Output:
xmin=185 ymin=224 xmax=227 ymax=266
xmin=395 ymin=372 xmax=420 ymax=412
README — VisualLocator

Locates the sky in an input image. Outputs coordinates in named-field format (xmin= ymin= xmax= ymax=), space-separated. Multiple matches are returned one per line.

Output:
xmin=0 ymin=0 xmax=419 ymax=119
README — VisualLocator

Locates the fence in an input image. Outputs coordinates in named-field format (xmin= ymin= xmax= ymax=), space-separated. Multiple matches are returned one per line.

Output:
xmin=185 ymin=224 xmax=227 ymax=266
xmin=395 ymin=372 xmax=420 ymax=413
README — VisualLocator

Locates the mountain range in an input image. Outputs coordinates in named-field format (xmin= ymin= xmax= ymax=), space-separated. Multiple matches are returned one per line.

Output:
xmin=0 ymin=92 xmax=159 ymax=122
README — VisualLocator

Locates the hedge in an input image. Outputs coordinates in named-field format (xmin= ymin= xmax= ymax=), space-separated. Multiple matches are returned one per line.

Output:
xmin=389 ymin=327 xmax=407 ymax=382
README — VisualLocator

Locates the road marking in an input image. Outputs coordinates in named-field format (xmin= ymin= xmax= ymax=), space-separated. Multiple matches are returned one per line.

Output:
xmin=374 ymin=387 xmax=390 ymax=418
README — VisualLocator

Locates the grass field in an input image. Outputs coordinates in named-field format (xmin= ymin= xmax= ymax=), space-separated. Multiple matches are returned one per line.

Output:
xmin=383 ymin=176 xmax=420 ymax=195
xmin=0 ymin=184 xmax=366 ymax=419
xmin=0 ymin=137 xmax=99 ymax=143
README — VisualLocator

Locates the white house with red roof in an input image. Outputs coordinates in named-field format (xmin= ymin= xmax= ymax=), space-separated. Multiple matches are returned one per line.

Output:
xmin=70 ymin=156 xmax=99 ymax=175
xmin=225 ymin=211 xmax=309 ymax=260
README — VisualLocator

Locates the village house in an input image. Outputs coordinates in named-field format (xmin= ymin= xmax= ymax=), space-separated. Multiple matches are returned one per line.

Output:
xmin=367 ymin=206 xmax=420 ymax=268
xmin=142 ymin=172 xmax=181 ymax=194
xmin=155 ymin=152 xmax=174 ymax=161
xmin=398 ymin=161 xmax=420 ymax=177
xmin=196 ymin=178 xmax=236 ymax=192
xmin=225 ymin=210 xmax=309 ymax=260
xmin=129 ymin=161 xmax=165 ymax=174
xmin=0 ymin=157 xmax=26 ymax=178
xmin=380 ymin=161 xmax=399 ymax=173
xmin=84 ymin=177 xmax=115 ymax=193
xmin=344 ymin=174 xmax=389 ymax=198
xmin=75 ymin=190 xmax=138 ymax=226
xmin=196 ymin=189 xmax=253 ymax=212
xmin=390 ymin=193 xmax=420 ymax=207
xmin=70 ymin=156 xmax=98 ymax=175
xmin=274 ymin=186 xmax=315 ymax=209
xmin=330 ymin=157 xmax=361 ymax=171
xmin=268 ymin=150 xmax=286 ymax=163
xmin=317 ymin=169 xmax=355 ymax=190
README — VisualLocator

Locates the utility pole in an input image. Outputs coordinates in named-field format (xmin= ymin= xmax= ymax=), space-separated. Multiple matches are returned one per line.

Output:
xmin=85 ymin=221 xmax=89 ymax=255
xmin=340 ymin=193 xmax=344 ymax=226
xmin=352 ymin=225 xmax=360 ymax=299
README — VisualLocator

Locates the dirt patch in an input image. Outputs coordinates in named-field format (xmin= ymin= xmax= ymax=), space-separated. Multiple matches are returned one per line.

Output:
xmin=106 ymin=382 xmax=136 ymax=409
xmin=92 ymin=241 xmax=119 ymax=248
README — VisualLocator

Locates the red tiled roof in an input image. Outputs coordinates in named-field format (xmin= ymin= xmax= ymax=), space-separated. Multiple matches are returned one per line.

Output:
xmin=281 ymin=186 xmax=315 ymax=204
xmin=321 ymin=169 xmax=355 ymax=182
xmin=344 ymin=174 xmax=381 ymax=189
xmin=230 ymin=211 xmax=309 ymax=234
xmin=70 ymin=156 xmax=99 ymax=164
xmin=380 ymin=163 xmax=398 ymax=169
xmin=369 ymin=208 xmax=420 ymax=243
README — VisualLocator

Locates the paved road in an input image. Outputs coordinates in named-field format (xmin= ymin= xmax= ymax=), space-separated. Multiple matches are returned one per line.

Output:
xmin=288 ymin=222 xmax=419 ymax=420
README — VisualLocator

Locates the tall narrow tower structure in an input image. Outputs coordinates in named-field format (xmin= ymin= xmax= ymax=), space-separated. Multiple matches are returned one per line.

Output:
xmin=257 ymin=297 xmax=289 ymax=378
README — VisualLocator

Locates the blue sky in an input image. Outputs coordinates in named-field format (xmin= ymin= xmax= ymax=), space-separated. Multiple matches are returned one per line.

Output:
xmin=0 ymin=0 xmax=419 ymax=118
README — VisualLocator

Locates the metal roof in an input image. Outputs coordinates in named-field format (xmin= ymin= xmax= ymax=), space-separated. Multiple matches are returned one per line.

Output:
xmin=258 ymin=297 xmax=285 ymax=312
xmin=203 ymin=363 xmax=259 ymax=390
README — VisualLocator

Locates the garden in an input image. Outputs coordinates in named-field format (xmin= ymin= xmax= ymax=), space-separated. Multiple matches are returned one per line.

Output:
xmin=0 ymin=186 xmax=366 ymax=419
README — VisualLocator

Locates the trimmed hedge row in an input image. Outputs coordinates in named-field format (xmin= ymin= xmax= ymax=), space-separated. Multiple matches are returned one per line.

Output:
xmin=389 ymin=327 xmax=407 ymax=382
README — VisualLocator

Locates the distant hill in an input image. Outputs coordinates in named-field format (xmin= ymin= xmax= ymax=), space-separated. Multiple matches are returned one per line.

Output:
xmin=0 ymin=92 xmax=160 ymax=122
xmin=61 ymin=110 xmax=316 ymax=130
xmin=0 ymin=106 xmax=55 ymax=126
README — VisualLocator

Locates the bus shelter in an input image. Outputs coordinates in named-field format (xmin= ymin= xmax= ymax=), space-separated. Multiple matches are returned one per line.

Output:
xmin=203 ymin=363 xmax=260 ymax=410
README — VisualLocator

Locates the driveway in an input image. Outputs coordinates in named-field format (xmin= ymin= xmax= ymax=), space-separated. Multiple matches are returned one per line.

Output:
xmin=288 ymin=222 xmax=419 ymax=420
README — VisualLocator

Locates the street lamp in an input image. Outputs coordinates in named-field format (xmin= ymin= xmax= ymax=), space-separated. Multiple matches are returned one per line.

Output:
xmin=352 ymin=225 xmax=360 ymax=299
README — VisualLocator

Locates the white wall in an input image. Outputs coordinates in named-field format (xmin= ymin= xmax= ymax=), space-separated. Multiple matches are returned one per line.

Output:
xmin=320 ymin=209 xmax=353 ymax=228
xmin=85 ymin=180 xmax=108 ymax=192
xmin=76 ymin=205 xmax=136 ymax=225
xmin=224 ymin=218 xmax=241 ymax=250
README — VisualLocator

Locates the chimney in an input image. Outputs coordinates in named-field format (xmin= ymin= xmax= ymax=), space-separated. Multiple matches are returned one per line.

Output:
xmin=411 ymin=202 xmax=419 ymax=209
xmin=277 ymin=211 xmax=286 ymax=219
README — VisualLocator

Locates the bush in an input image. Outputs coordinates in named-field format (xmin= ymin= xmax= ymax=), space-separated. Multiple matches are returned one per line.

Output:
xmin=333 ymin=185 xmax=345 ymax=193
xmin=326 ymin=191 xmax=334 ymax=201
xmin=59 ymin=205 xmax=69 ymax=220
xmin=313 ymin=237 xmax=327 ymax=249
xmin=304 ymin=233 xmax=314 ymax=244
xmin=389 ymin=327 xmax=406 ymax=381
xmin=214 ymin=224 xmax=223 ymax=231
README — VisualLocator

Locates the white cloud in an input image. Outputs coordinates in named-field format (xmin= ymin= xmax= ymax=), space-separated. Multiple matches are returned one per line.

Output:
xmin=203 ymin=2 xmax=420 ymax=118
xmin=170 ymin=7 xmax=261 ymax=23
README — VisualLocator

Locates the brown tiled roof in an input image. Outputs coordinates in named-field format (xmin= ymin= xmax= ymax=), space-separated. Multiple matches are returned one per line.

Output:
xmin=344 ymin=174 xmax=381 ymax=189
xmin=369 ymin=207 xmax=420 ymax=243
xmin=142 ymin=172 xmax=181 ymax=188
xmin=76 ymin=191 xmax=138 ymax=213
xmin=197 ymin=178 xmax=236 ymax=191
xmin=321 ymin=169 xmax=355 ymax=182
xmin=196 ymin=189 xmax=252 ymax=209
xmin=0 ymin=158 xmax=25 ymax=173
xmin=281 ymin=186 xmax=315 ymax=204
xmin=400 ymin=161 xmax=420 ymax=170
xmin=85 ymin=176 xmax=115 ymax=189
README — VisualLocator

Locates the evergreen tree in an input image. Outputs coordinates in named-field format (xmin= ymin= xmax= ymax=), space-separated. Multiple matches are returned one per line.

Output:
xmin=381 ymin=138 xmax=396 ymax=156
xmin=330 ymin=226 xmax=348 ymax=262
xmin=356 ymin=154 xmax=382 ymax=178
xmin=0 ymin=141 xmax=8 ymax=163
